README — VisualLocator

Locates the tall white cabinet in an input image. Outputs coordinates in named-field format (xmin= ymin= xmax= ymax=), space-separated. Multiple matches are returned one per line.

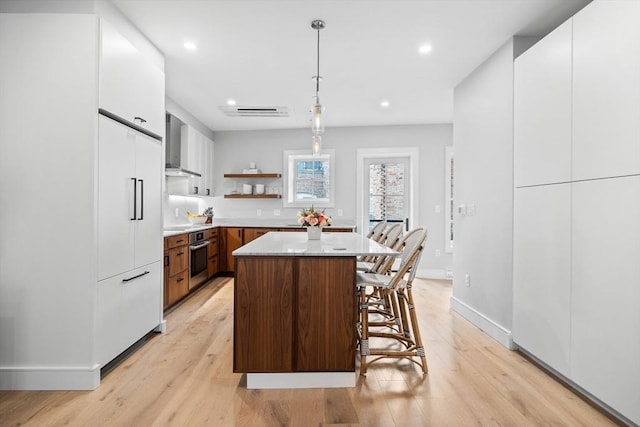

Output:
xmin=0 ymin=12 xmax=164 ymax=390
xmin=513 ymin=1 xmax=640 ymax=424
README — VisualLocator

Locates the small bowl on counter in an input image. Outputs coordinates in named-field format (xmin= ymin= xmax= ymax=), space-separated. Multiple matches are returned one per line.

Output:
xmin=190 ymin=216 xmax=208 ymax=225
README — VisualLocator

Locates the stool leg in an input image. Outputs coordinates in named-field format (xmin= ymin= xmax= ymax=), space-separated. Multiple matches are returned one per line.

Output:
xmin=359 ymin=285 xmax=370 ymax=375
xmin=404 ymin=284 xmax=428 ymax=374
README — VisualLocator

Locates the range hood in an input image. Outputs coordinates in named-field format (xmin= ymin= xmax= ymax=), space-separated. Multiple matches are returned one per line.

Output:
xmin=165 ymin=113 xmax=201 ymax=177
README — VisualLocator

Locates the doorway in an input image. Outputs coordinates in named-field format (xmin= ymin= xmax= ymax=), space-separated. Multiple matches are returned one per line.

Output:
xmin=356 ymin=147 xmax=418 ymax=234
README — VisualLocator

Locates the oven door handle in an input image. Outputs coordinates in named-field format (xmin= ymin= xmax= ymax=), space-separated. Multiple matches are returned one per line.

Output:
xmin=189 ymin=241 xmax=210 ymax=250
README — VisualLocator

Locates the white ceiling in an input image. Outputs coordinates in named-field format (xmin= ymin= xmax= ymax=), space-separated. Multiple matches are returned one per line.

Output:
xmin=113 ymin=0 xmax=590 ymax=132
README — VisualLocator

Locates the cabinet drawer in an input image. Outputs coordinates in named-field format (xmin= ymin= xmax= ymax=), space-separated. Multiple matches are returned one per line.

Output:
xmin=166 ymin=233 xmax=188 ymax=250
xmin=208 ymin=253 xmax=219 ymax=278
xmin=204 ymin=228 xmax=218 ymax=240
xmin=167 ymin=269 xmax=189 ymax=307
xmin=97 ymin=262 xmax=162 ymax=366
xmin=168 ymin=246 xmax=188 ymax=276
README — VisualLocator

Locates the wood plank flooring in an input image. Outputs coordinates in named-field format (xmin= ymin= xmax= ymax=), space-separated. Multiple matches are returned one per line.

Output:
xmin=0 ymin=278 xmax=619 ymax=426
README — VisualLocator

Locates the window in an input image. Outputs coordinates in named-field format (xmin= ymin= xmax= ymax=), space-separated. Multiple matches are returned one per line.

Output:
xmin=283 ymin=149 xmax=335 ymax=207
xmin=367 ymin=158 xmax=409 ymax=231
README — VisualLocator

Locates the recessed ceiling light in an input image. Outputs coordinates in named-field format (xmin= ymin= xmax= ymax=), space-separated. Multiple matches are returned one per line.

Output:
xmin=380 ymin=100 xmax=390 ymax=108
xmin=184 ymin=41 xmax=197 ymax=51
xmin=418 ymin=44 xmax=432 ymax=54
xmin=227 ymin=99 xmax=237 ymax=106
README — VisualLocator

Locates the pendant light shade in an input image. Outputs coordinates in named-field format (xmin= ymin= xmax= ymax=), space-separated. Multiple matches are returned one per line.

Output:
xmin=311 ymin=97 xmax=324 ymax=134
xmin=312 ymin=134 xmax=322 ymax=155
xmin=310 ymin=19 xmax=325 ymax=154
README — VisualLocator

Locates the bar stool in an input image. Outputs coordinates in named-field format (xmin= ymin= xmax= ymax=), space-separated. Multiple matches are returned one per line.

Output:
xmin=357 ymin=223 xmax=403 ymax=273
xmin=358 ymin=221 xmax=387 ymax=264
xmin=356 ymin=227 xmax=428 ymax=375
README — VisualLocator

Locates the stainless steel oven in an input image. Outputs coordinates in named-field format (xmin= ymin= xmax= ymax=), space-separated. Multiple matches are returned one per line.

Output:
xmin=189 ymin=231 xmax=209 ymax=289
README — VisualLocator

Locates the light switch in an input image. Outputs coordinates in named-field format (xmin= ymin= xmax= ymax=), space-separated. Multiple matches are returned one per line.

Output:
xmin=457 ymin=204 xmax=467 ymax=215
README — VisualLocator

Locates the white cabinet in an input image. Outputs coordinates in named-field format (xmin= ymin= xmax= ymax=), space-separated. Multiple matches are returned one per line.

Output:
xmin=513 ymin=1 xmax=640 ymax=423
xmin=513 ymin=184 xmax=571 ymax=376
xmin=180 ymin=124 xmax=215 ymax=196
xmin=514 ymin=19 xmax=572 ymax=187
xmin=0 ymin=12 xmax=164 ymax=389
xmin=99 ymin=19 xmax=165 ymax=136
xmin=98 ymin=115 xmax=162 ymax=281
xmin=97 ymin=262 xmax=162 ymax=365
xmin=571 ymin=176 xmax=640 ymax=424
xmin=572 ymin=0 xmax=640 ymax=181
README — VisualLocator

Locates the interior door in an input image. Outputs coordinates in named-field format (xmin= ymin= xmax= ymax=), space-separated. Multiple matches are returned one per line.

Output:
xmin=364 ymin=157 xmax=410 ymax=233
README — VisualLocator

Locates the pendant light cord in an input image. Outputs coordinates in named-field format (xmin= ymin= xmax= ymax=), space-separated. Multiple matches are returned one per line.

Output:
xmin=316 ymin=26 xmax=321 ymax=96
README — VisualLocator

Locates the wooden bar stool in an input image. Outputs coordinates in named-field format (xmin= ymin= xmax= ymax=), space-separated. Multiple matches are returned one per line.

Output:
xmin=356 ymin=227 xmax=428 ymax=375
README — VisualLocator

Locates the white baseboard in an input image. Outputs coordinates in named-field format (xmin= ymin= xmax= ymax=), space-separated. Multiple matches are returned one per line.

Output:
xmin=247 ymin=371 xmax=356 ymax=389
xmin=416 ymin=268 xmax=450 ymax=280
xmin=0 ymin=365 xmax=100 ymax=390
xmin=450 ymin=296 xmax=516 ymax=350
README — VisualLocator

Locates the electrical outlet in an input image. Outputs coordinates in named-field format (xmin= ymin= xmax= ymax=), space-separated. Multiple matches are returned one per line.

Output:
xmin=257 ymin=209 xmax=262 ymax=216
xmin=273 ymin=209 xmax=281 ymax=216
xmin=337 ymin=209 xmax=343 ymax=216
xmin=435 ymin=249 xmax=441 ymax=257
xmin=465 ymin=273 xmax=471 ymax=287
xmin=175 ymin=208 xmax=179 ymax=218
xmin=435 ymin=205 xmax=441 ymax=213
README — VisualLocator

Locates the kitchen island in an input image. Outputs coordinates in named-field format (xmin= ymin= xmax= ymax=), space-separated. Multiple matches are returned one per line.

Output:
xmin=232 ymin=231 xmax=397 ymax=388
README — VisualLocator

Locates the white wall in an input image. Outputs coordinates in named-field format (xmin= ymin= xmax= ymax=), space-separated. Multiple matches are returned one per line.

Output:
xmin=212 ymin=124 xmax=453 ymax=277
xmin=452 ymin=37 xmax=537 ymax=348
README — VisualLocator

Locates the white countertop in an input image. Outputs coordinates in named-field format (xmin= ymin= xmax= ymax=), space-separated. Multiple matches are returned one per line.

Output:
xmin=213 ymin=217 xmax=356 ymax=229
xmin=233 ymin=231 xmax=397 ymax=257
xmin=163 ymin=218 xmax=357 ymax=237
xmin=163 ymin=224 xmax=215 ymax=237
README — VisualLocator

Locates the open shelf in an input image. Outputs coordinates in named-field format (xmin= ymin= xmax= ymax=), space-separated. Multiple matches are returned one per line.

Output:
xmin=223 ymin=173 xmax=281 ymax=178
xmin=224 ymin=194 xmax=282 ymax=199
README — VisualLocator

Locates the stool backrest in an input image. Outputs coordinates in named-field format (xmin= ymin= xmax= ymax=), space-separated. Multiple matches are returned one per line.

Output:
xmin=388 ymin=227 xmax=427 ymax=290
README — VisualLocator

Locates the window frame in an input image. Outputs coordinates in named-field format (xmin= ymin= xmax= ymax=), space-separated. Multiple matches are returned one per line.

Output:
xmin=283 ymin=149 xmax=335 ymax=208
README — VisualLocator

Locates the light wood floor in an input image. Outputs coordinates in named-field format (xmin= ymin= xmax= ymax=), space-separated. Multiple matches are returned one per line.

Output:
xmin=0 ymin=278 xmax=618 ymax=427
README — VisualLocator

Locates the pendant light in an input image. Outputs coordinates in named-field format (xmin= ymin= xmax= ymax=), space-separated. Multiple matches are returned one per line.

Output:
xmin=311 ymin=19 xmax=325 ymax=154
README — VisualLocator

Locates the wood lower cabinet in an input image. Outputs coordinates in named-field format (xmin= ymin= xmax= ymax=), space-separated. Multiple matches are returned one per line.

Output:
xmin=163 ymin=233 xmax=189 ymax=309
xmin=206 ymin=228 xmax=219 ymax=278
xmin=234 ymin=256 xmax=356 ymax=373
xmin=234 ymin=257 xmax=295 ymax=372
xmin=221 ymin=227 xmax=244 ymax=273
xmin=243 ymin=227 xmax=271 ymax=243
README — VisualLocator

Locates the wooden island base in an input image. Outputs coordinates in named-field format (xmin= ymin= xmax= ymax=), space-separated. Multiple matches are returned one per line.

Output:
xmin=232 ymin=232 xmax=398 ymax=388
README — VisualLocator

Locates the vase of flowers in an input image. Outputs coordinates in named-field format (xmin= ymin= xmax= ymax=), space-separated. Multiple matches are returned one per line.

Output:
xmin=297 ymin=206 xmax=331 ymax=240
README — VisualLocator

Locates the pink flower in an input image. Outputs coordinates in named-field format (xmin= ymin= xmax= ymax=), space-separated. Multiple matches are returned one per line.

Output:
xmin=297 ymin=206 xmax=332 ymax=227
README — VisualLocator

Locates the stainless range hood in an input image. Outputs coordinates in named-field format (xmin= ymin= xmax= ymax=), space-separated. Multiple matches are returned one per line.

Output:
xmin=165 ymin=113 xmax=201 ymax=177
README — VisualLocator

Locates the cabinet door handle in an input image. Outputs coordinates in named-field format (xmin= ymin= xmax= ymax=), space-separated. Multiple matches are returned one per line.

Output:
xmin=177 ymin=252 xmax=184 ymax=256
xmin=206 ymin=188 xmax=210 ymax=196
xmin=122 ymin=270 xmax=150 ymax=283
xmin=134 ymin=116 xmax=147 ymax=124
xmin=177 ymin=277 xmax=184 ymax=282
xmin=164 ymin=255 xmax=169 ymax=266
xmin=138 ymin=179 xmax=144 ymax=220
xmin=194 ymin=186 xmax=199 ymax=194
xmin=131 ymin=178 xmax=137 ymax=220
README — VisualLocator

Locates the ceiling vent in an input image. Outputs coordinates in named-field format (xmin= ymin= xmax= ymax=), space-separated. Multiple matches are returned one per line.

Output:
xmin=219 ymin=106 xmax=290 ymax=118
